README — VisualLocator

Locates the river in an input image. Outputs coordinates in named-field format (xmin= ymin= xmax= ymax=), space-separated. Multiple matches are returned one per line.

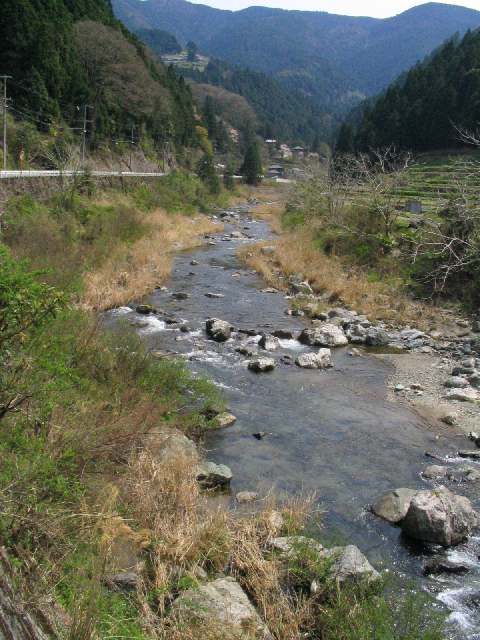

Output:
xmin=107 ymin=203 xmax=480 ymax=639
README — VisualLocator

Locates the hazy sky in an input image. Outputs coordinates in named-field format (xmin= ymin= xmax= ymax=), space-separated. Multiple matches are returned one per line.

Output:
xmin=189 ymin=0 xmax=480 ymax=18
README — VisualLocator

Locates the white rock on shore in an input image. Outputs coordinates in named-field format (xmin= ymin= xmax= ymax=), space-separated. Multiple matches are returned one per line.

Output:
xmin=173 ymin=577 xmax=272 ymax=639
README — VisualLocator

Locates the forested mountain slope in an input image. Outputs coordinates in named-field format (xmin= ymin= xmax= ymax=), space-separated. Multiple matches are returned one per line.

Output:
xmin=183 ymin=58 xmax=329 ymax=145
xmin=0 ymin=0 xmax=198 ymax=148
xmin=354 ymin=30 xmax=480 ymax=151
xmin=113 ymin=0 xmax=480 ymax=110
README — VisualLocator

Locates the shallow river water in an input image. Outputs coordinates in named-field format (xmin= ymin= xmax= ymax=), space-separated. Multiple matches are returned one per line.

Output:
xmin=108 ymin=205 xmax=480 ymax=638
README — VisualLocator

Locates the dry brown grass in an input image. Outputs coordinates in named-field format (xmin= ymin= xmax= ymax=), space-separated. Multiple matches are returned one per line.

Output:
xmin=82 ymin=208 xmax=221 ymax=311
xmin=238 ymin=229 xmax=442 ymax=329
xmin=111 ymin=437 xmax=318 ymax=639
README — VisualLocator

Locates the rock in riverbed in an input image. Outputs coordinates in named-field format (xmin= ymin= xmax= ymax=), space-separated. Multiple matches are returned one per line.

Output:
xmin=423 ymin=558 xmax=470 ymax=576
xmin=272 ymin=329 xmax=295 ymax=340
xmin=422 ymin=465 xmax=449 ymax=479
xmin=299 ymin=324 xmax=348 ymax=348
xmin=173 ymin=577 xmax=272 ymax=639
xmin=296 ymin=349 xmax=332 ymax=369
xmin=258 ymin=333 xmax=280 ymax=351
xmin=136 ymin=304 xmax=155 ymax=315
xmin=248 ymin=358 xmax=275 ymax=373
xmin=206 ymin=318 xmax=232 ymax=342
xmin=458 ymin=450 xmax=480 ymax=460
xmin=196 ymin=461 xmax=232 ymax=489
xmin=213 ymin=412 xmax=237 ymax=428
xmin=365 ymin=328 xmax=391 ymax=347
xmin=371 ymin=488 xmax=417 ymax=524
xmin=205 ymin=292 xmax=225 ymax=299
xmin=401 ymin=486 xmax=478 ymax=546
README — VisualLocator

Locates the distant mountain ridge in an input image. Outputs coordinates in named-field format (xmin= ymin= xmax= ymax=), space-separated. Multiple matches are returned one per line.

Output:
xmin=113 ymin=0 xmax=480 ymax=111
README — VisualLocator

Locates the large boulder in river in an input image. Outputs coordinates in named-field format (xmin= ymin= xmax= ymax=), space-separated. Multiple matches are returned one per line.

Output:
xmin=298 ymin=324 xmax=348 ymax=348
xmin=296 ymin=349 xmax=332 ymax=369
xmin=371 ymin=488 xmax=417 ymax=524
xmin=173 ymin=577 xmax=271 ymax=639
xmin=400 ymin=486 xmax=478 ymax=546
xmin=206 ymin=318 xmax=232 ymax=342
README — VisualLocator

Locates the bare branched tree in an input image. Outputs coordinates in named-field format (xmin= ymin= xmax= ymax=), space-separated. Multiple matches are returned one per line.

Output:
xmin=350 ymin=145 xmax=413 ymax=242
xmin=287 ymin=146 xmax=413 ymax=252
xmin=408 ymin=126 xmax=480 ymax=295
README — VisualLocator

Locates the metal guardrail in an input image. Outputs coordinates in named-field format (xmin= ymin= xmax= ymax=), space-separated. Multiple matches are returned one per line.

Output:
xmin=0 ymin=170 xmax=167 ymax=179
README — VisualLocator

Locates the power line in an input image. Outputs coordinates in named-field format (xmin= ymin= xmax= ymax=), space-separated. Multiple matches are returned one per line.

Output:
xmin=1 ymin=75 xmax=12 ymax=170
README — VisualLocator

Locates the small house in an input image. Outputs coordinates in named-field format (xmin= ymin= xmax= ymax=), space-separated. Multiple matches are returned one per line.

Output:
xmin=267 ymin=164 xmax=285 ymax=179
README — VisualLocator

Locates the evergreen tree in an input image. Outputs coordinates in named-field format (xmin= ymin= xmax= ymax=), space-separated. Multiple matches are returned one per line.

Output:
xmin=203 ymin=96 xmax=217 ymax=137
xmin=311 ymin=132 xmax=322 ymax=154
xmin=186 ymin=41 xmax=198 ymax=62
xmin=336 ymin=123 xmax=355 ymax=154
xmin=241 ymin=141 xmax=263 ymax=186
xmin=223 ymin=161 xmax=235 ymax=191
xmin=197 ymin=153 xmax=220 ymax=194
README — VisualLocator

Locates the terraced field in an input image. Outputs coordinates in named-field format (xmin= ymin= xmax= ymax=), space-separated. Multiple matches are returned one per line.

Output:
xmin=398 ymin=151 xmax=480 ymax=215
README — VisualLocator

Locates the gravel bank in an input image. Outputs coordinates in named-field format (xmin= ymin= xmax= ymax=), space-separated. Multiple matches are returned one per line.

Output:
xmin=379 ymin=350 xmax=480 ymax=436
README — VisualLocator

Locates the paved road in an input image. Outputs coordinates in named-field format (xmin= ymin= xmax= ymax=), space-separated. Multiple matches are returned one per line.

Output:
xmin=0 ymin=170 xmax=167 ymax=179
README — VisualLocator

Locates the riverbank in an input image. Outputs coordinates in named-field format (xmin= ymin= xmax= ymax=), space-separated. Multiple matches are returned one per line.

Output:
xmin=0 ymin=174 xmax=245 ymax=637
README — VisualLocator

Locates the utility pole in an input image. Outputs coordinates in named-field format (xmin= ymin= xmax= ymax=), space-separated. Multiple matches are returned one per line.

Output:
xmin=81 ymin=105 xmax=92 ymax=168
xmin=129 ymin=124 xmax=135 ymax=169
xmin=1 ymin=76 xmax=12 ymax=171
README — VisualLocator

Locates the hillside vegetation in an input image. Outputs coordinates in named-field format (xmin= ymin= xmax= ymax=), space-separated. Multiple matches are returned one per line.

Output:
xmin=354 ymin=30 xmax=480 ymax=152
xmin=183 ymin=58 xmax=328 ymax=146
xmin=0 ymin=0 xmax=198 ymax=154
